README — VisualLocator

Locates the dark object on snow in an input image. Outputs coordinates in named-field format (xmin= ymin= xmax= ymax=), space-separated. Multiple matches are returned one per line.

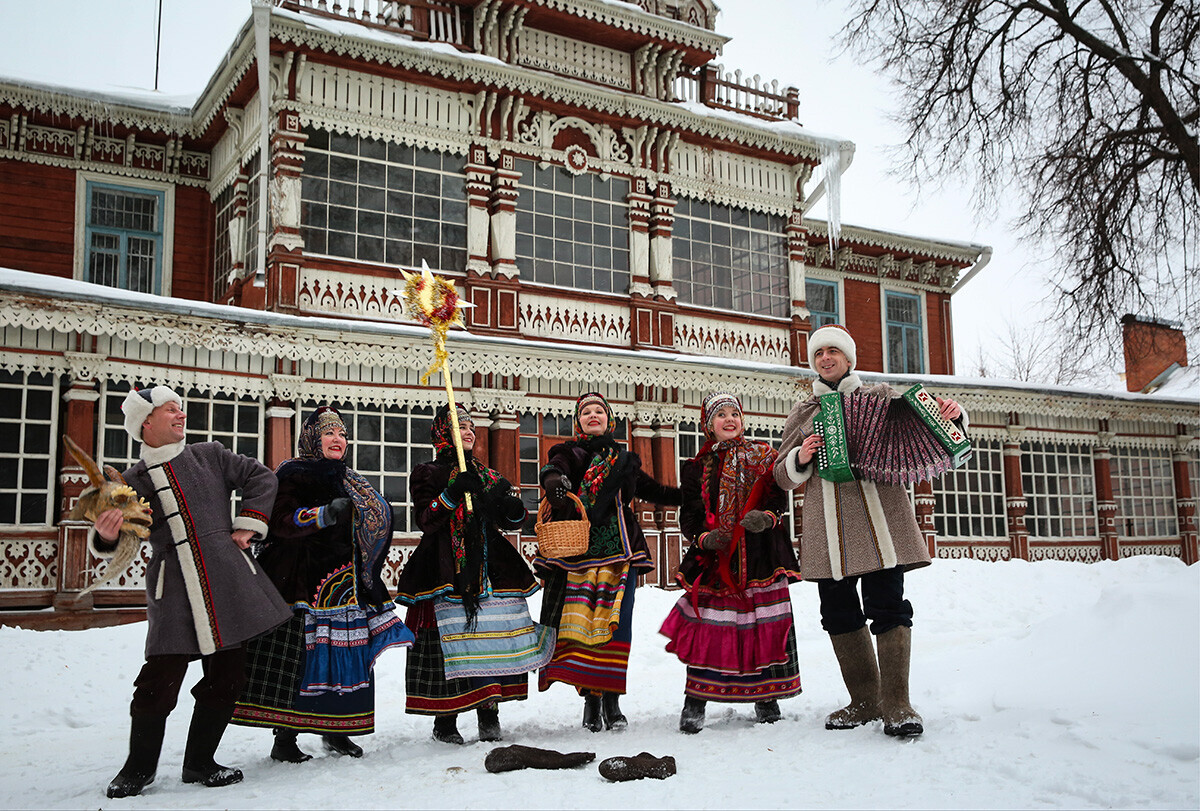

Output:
xmin=270 ymin=728 xmax=312 ymax=763
xmin=679 ymin=696 xmax=705 ymax=734
xmin=582 ymin=692 xmax=603 ymax=732
xmin=322 ymin=733 xmax=364 ymax=757
xmin=754 ymin=699 xmax=782 ymax=724
xmin=600 ymin=692 xmax=627 ymax=730
xmin=106 ymin=713 xmax=166 ymax=798
xmin=180 ymin=706 xmax=244 ymax=787
xmin=433 ymin=714 xmax=465 ymax=745
xmin=484 ymin=745 xmax=596 ymax=773
xmin=598 ymin=752 xmax=677 ymax=782
xmin=477 ymin=705 xmax=502 ymax=742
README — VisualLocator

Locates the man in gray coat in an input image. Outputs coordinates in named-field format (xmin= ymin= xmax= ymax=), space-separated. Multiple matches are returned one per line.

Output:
xmin=90 ymin=386 xmax=292 ymax=798
xmin=774 ymin=325 xmax=964 ymax=739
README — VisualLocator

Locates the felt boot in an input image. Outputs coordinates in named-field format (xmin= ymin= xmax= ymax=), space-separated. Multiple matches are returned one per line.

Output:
xmin=180 ymin=704 xmax=243 ymax=788
xmin=322 ymin=734 xmax=364 ymax=757
xmin=598 ymin=752 xmax=677 ymax=782
xmin=581 ymin=692 xmax=602 ymax=733
xmin=477 ymin=705 xmax=502 ymax=742
xmin=679 ymin=696 xmax=706 ymax=734
xmin=433 ymin=714 xmax=465 ymax=745
xmin=270 ymin=728 xmax=312 ymax=763
xmin=484 ymin=744 xmax=596 ymax=773
xmin=105 ymin=713 xmax=167 ymax=798
xmin=825 ymin=627 xmax=883 ymax=730
xmin=600 ymin=692 xmax=627 ymax=730
xmin=878 ymin=625 xmax=923 ymax=738
xmin=754 ymin=699 xmax=782 ymax=724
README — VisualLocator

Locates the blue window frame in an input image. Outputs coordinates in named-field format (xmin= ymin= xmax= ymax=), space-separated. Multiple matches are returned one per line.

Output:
xmin=806 ymin=279 xmax=839 ymax=328
xmin=85 ymin=182 xmax=164 ymax=294
xmin=885 ymin=290 xmax=924 ymax=374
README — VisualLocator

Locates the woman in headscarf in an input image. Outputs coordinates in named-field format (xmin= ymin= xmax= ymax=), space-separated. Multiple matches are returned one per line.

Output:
xmin=396 ymin=405 xmax=553 ymax=745
xmin=232 ymin=406 xmax=414 ymax=762
xmin=536 ymin=391 xmax=682 ymax=731
xmin=659 ymin=392 xmax=802 ymax=733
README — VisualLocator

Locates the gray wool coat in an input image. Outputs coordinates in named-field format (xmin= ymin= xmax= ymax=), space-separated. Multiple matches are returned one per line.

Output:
xmin=774 ymin=373 xmax=939 ymax=581
xmin=90 ymin=441 xmax=291 ymax=657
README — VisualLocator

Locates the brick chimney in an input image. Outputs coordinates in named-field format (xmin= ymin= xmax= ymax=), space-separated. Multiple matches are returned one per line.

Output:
xmin=1121 ymin=314 xmax=1188 ymax=393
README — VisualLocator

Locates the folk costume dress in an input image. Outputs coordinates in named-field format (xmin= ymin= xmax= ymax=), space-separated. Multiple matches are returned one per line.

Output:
xmin=232 ymin=408 xmax=413 ymax=738
xmin=395 ymin=406 xmax=554 ymax=718
xmin=660 ymin=399 xmax=802 ymax=705
xmin=535 ymin=393 xmax=682 ymax=699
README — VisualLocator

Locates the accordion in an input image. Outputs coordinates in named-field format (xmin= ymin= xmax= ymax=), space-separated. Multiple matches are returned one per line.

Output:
xmin=814 ymin=384 xmax=971 ymax=486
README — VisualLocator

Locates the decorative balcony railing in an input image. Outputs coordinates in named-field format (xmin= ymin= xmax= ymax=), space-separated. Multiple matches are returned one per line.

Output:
xmin=276 ymin=0 xmax=468 ymax=46
xmin=673 ymin=64 xmax=800 ymax=123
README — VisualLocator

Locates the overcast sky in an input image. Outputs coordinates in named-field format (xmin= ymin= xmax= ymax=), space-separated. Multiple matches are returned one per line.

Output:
xmin=0 ymin=0 xmax=1054 ymax=373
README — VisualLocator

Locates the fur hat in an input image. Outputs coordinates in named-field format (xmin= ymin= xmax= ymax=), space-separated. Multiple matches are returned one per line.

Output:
xmin=807 ymin=324 xmax=857 ymax=371
xmin=122 ymin=386 xmax=183 ymax=443
xmin=700 ymin=392 xmax=742 ymax=438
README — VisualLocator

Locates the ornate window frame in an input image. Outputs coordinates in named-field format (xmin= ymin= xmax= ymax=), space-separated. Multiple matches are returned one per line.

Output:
xmin=881 ymin=286 xmax=928 ymax=375
xmin=73 ymin=170 xmax=175 ymax=295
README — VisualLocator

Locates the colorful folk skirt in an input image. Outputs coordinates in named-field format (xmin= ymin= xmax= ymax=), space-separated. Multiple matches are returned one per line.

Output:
xmin=659 ymin=579 xmax=795 ymax=675
xmin=404 ymin=600 xmax=531 ymax=716
xmin=434 ymin=595 xmax=555 ymax=679
xmin=539 ymin=564 xmax=636 ymax=695
xmin=684 ymin=627 xmax=801 ymax=703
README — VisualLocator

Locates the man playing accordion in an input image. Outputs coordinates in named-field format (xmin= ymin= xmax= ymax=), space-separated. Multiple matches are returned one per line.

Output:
xmin=774 ymin=324 xmax=965 ymax=739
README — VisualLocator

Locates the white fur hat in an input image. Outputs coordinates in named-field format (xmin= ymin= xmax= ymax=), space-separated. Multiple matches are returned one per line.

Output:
xmin=122 ymin=386 xmax=183 ymax=442
xmin=807 ymin=324 xmax=857 ymax=371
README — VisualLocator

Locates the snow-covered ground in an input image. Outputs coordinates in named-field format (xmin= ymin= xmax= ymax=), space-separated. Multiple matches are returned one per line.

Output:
xmin=2 ymin=556 xmax=1196 ymax=809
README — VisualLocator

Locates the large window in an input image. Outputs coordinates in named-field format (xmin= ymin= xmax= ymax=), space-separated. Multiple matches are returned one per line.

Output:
xmin=885 ymin=291 xmax=924 ymax=374
xmin=673 ymin=199 xmax=788 ymax=317
xmin=301 ymin=129 xmax=467 ymax=271
xmin=0 ymin=371 xmax=57 ymax=525
xmin=932 ymin=439 xmax=1006 ymax=538
xmin=84 ymin=182 xmax=164 ymax=294
xmin=806 ymin=279 xmax=839 ymax=328
xmin=297 ymin=402 xmax=435 ymax=535
xmin=1112 ymin=446 xmax=1178 ymax=537
xmin=515 ymin=160 xmax=630 ymax=293
xmin=1021 ymin=442 xmax=1097 ymax=538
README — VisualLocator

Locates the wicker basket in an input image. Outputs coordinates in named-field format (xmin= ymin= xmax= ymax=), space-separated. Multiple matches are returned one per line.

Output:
xmin=535 ymin=491 xmax=590 ymax=558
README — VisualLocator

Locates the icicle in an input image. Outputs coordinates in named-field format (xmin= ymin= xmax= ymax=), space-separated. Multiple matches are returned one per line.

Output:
xmin=822 ymin=145 xmax=843 ymax=252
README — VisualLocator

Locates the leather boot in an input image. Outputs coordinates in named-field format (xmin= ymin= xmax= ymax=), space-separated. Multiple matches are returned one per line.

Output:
xmin=106 ymin=713 xmax=167 ymax=798
xmin=877 ymin=625 xmax=923 ymax=737
xmin=433 ymin=714 xmax=464 ymax=745
xmin=679 ymin=696 xmax=705 ymax=734
xmin=754 ymin=699 xmax=782 ymax=724
xmin=484 ymin=745 xmax=596 ymax=773
xmin=581 ymin=692 xmax=602 ymax=733
xmin=180 ymin=704 xmax=243 ymax=787
xmin=600 ymin=692 xmax=627 ymax=730
xmin=598 ymin=752 xmax=677 ymax=782
xmin=270 ymin=728 xmax=312 ymax=763
xmin=825 ymin=627 xmax=882 ymax=730
xmin=322 ymin=734 xmax=364 ymax=757
xmin=477 ymin=704 xmax=502 ymax=742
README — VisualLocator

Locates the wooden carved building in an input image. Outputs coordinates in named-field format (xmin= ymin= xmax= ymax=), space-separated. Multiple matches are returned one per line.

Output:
xmin=0 ymin=0 xmax=1195 ymax=627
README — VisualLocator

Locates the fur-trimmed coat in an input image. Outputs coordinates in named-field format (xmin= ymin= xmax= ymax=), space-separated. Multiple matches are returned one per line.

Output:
xmin=774 ymin=374 xmax=950 ymax=581
xmin=91 ymin=441 xmax=291 ymax=656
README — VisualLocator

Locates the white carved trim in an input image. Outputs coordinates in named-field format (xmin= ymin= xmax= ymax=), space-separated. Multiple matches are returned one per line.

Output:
xmin=519 ymin=292 xmax=631 ymax=346
xmin=674 ymin=313 xmax=790 ymax=365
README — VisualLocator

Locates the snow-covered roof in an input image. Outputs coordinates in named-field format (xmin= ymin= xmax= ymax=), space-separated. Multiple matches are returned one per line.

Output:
xmin=1147 ymin=363 xmax=1200 ymax=401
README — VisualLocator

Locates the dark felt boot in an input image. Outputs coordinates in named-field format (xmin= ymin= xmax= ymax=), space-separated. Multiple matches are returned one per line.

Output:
xmin=477 ymin=705 xmax=502 ymax=742
xmin=270 ymin=728 xmax=312 ymax=763
xmin=433 ymin=714 xmax=465 ymax=745
xmin=600 ymin=692 xmax=627 ymax=730
xmin=180 ymin=705 xmax=243 ymax=788
xmin=322 ymin=734 xmax=364 ymax=757
xmin=754 ymin=699 xmax=782 ymax=724
xmin=581 ymin=692 xmax=602 ymax=733
xmin=679 ymin=696 xmax=706 ymax=734
xmin=825 ymin=627 xmax=883 ymax=730
xmin=878 ymin=625 xmax=924 ymax=738
xmin=484 ymin=744 xmax=596 ymax=773
xmin=598 ymin=752 xmax=677 ymax=782
xmin=106 ymin=713 xmax=167 ymax=798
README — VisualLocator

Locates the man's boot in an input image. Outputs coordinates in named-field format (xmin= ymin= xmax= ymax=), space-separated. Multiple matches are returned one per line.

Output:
xmin=180 ymin=704 xmax=243 ymax=787
xmin=825 ymin=627 xmax=882 ymax=730
xmin=877 ymin=625 xmax=923 ymax=738
xmin=581 ymin=692 xmax=602 ymax=733
xmin=600 ymin=692 xmax=627 ymax=730
xmin=679 ymin=696 xmax=705 ymax=734
xmin=433 ymin=713 xmax=464 ymax=745
xmin=106 ymin=713 xmax=167 ymax=798
xmin=477 ymin=704 xmax=502 ymax=742
xmin=270 ymin=728 xmax=312 ymax=763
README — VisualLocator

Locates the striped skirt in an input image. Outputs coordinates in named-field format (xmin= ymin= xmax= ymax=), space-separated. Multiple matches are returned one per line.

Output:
xmin=684 ymin=627 xmax=801 ymax=703
xmin=659 ymin=579 xmax=795 ymax=674
xmin=539 ymin=565 xmax=636 ymax=695
xmin=434 ymin=596 xmax=555 ymax=679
